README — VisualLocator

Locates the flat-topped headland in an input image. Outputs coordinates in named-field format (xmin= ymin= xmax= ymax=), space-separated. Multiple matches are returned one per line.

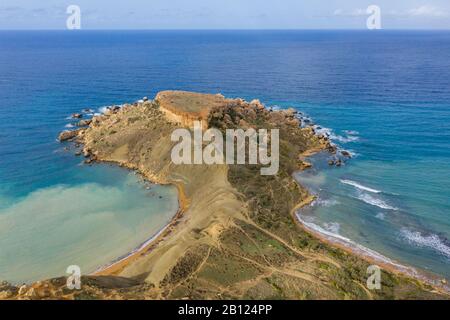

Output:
xmin=2 ymin=91 xmax=447 ymax=300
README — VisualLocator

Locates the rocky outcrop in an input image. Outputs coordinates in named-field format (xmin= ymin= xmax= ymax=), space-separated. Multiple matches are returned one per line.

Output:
xmin=76 ymin=119 xmax=92 ymax=127
xmin=155 ymin=90 xmax=233 ymax=129
xmin=10 ymin=91 xmax=446 ymax=300
xmin=58 ymin=129 xmax=82 ymax=142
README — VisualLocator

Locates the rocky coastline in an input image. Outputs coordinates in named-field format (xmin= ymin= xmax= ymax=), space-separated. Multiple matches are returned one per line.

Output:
xmin=1 ymin=91 xmax=447 ymax=300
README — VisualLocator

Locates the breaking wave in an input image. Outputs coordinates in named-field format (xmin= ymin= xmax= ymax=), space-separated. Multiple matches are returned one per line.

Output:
xmin=324 ymin=222 xmax=340 ymax=234
xmin=356 ymin=192 xmax=398 ymax=211
xmin=340 ymin=179 xmax=381 ymax=193
xmin=311 ymin=125 xmax=359 ymax=144
xmin=98 ymin=106 xmax=110 ymax=114
xmin=295 ymin=213 xmax=414 ymax=273
xmin=401 ymin=228 xmax=450 ymax=259
xmin=311 ymin=198 xmax=339 ymax=207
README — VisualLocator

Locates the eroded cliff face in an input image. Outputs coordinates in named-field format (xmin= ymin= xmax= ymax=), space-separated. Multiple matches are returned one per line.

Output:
xmin=2 ymin=92 xmax=446 ymax=300
xmin=156 ymin=90 xmax=233 ymax=129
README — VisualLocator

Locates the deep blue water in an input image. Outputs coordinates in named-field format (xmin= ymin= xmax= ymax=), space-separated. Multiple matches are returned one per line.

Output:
xmin=0 ymin=30 xmax=449 ymax=282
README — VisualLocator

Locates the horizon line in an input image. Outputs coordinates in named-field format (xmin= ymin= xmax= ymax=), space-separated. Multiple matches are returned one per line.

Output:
xmin=1 ymin=28 xmax=450 ymax=32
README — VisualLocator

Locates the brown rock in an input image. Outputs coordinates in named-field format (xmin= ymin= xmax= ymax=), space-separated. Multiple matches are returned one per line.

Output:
xmin=77 ymin=119 xmax=92 ymax=127
xmin=18 ymin=285 xmax=28 ymax=295
xmin=0 ymin=290 xmax=13 ymax=299
xmin=71 ymin=113 xmax=82 ymax=119
xmin=58 ymin=129 xmax=81 ymax=142
xmin=284 ymin=108 xmax=297 ymax=118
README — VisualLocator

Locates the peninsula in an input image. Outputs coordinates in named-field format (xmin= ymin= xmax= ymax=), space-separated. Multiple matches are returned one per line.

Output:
xmin=1 ymin=91 xmax=447 ymax=300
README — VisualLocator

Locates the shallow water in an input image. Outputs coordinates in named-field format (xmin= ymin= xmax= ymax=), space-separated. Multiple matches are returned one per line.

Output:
xmin=0 ymin=164 xmax=179 ymax=284
xmin=0 ymin=30 xmax=449 ymax=282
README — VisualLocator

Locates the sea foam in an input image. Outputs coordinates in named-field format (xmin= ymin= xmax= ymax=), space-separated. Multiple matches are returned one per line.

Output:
xmin=295 ymin=213 xmax=414 ymax=273
xmin=356 ymin=192 xmax=398 ymax=211
xmin=311 ymin=125 xmax=359 ymax=143
xmin=340 ymin=179 xmax=381 ymax=193
xmin=312 ymin=198 xmax=340 ymax=208
xmin=324 ymin=222 xmax=341 ymax=234
xmin=401 ymin=228 xmax=450 ymax=259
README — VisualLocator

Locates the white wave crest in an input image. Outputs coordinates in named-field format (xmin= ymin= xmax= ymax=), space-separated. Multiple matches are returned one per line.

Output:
xmin=401 ymin=228 xmax=450 ymax=259
xmin=64 ymin=123 xmax=75 ymax=128
xmin=324 ymin=222 xmax=340 ymax=234
xmin=356 ymin=192 xmax=398 ymax=210
xmin=330 ymin=133 xmax=359 ymax=143
xmin=312 ymin=125 xmax=359 ymax=143
xmin=98 ymin=106 xmax=109 ymax=114
xmin=340 ymin=179 xmax=381 ymax=193
xmin=312 ymin=198 xmax=339 ymax=207
xmin=295 ymin=213 xmax=415 ymax=273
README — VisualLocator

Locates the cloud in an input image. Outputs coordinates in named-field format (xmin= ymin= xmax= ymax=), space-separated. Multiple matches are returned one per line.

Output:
xmin=0 ymin=5 xmax=66 ymax=19
xmin=333 ymin=8 xmax=367 ymax=17
xmin=407 ymin=5 xmax=448 ymax=17
xmin=333 ymin=6 xmax=448 ymax=19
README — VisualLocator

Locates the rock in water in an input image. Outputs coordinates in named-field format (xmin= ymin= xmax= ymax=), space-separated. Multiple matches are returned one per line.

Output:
xmin=58 ymin=129 xmax=80 ymax=142
xmin=71 ymin=113 xmax=83 ymax=119
xmin=341 ymin=150 xmax=352 ymax=158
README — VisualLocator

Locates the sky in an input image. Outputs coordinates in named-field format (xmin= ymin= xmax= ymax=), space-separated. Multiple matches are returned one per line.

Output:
xmin=0 ymin=0 xmax=449 ymax=30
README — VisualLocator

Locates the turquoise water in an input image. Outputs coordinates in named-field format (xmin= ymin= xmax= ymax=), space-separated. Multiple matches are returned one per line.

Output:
xmin=0 ymin=30 xmax=449 ymax=282
xmin=293 ymin=101 xmax=450 ymax=280
xmin=0 ymin=166 xmax=179 ymax=284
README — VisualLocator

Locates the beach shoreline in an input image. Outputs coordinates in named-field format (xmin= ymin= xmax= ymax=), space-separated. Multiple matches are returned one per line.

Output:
xmin=80 ymin=95 xmax=449 ymax=295
xmin=90 ymin=160 xmax=190 ymax=277
xmin=293 ymin=189 xmax=450 ymax=294
xmin=90 ymin=144 xmax=448 ymax=296
xmin=11 ymin=91 xmax=442 ymax=299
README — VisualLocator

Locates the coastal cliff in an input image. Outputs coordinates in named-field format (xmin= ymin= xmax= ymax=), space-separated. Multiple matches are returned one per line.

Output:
xmin=2 ymin=91 xmax=447 ymax=300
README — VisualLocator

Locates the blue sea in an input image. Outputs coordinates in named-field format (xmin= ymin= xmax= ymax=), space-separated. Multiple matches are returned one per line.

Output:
xmin=0 ymin=30 xmax=449 ymax=283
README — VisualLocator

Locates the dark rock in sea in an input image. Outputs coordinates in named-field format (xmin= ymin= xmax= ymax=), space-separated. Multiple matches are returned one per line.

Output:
xmin=58 ymin=129 xmax=80 ymax=142
xmin=84 ymin=158 xmax=93 ymax=165
xmin=327 ymin=144 xmax=337 ymax=153
xmin=328 ymin=159 xmax=335 ymax=166
xmin=71 ymin=113 xmax=83 ymax=119
xmin=143 ymin=96 xmax=149 ymax=102
xmin=341 ymin=150 xmax=352 ymax=158
xmin=75 ymin=151 xmax=82 ymax=156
